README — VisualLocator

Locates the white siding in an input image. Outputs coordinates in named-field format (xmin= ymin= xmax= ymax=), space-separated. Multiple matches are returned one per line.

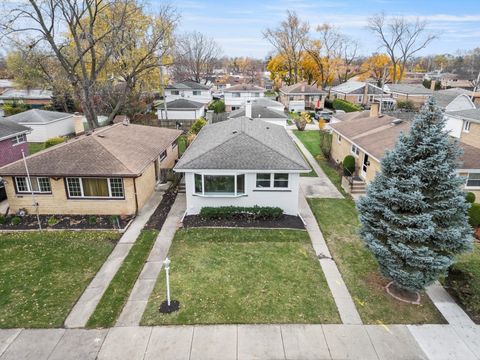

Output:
xmin=157 ymin=106 xmax=205 ymax=120
xmin=445 ymin=95 xmax=475 ymax=112
xmin=445 ymin=115 xmax=467 ymax=139
xmin=164 ymin=90 xmax=212 ymax=104
xmin=25 ymin=118 xmax=75 ymax=142
xmin=224 ymin=92 xmax=265 ymax=107
xmin=183 ymin=171 xmax=301 ymax=215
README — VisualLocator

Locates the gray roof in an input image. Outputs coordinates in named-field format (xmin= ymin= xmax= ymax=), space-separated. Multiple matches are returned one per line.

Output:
xmin=166 ymin=81 xmax=210 ymax=90
xmin=175 ymin=117 xmax=310 ymax=171
xmin=229 ymin=105 xmax=287 ymax=119
xmin=164 ymin=98 xmax=204 ymax=110
xmin=331 ymin=81 xmax=383 ymax=95
xmin=6 ymin=109 xmax=73 ymax=124
xmin=224 ymin=84 xmax=265 ymax=92
xmin=252 ymin=98 xmax=284 ymax=108
xmin=432 ymin=92 xmax=462 ymax=109
xmin=0 ymin=118 xmax=30 ymax=141
xmin=280 ymin=82 xmax=326 ymax=95
xmin=385 ymin=84 xmax=433 ymax=95
xmin=0 ymin=89 xmax=52 ymax=100
xmin=446 ymin=108 xmax=480 ymax=123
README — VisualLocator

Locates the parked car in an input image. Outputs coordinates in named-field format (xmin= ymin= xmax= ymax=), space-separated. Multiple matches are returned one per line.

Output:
xmin=315 ymin=110 xmax=333 ymax=122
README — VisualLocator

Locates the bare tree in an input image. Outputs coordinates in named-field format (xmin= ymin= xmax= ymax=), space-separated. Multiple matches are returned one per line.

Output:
xmin=1 ymin=0 xmax=177 ymax=129
xmin=172 ymin=31 xmax=221 ymax=83
xmin=368 ymin=13 xmax=437 ymax=83
xmin=337 ymin=36 xmax=360 ymax=83
xmin=263 ymin=10 xmax=309 ymax=84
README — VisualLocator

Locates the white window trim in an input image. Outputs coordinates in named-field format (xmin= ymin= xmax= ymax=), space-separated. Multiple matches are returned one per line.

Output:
xmin=463 ymin=120 xmax=471 ymax=133
xmin=160 ymin=150 xmax=167 ymax=161
xmin=351 ymin=145 xmax=360 ymax=157
xmin=357 ymin=95 xmax=364 ymax=103
xmin=15 ymin=176 xmax=51 ymax=194
xmin=11 ymin=134 xmax=26 ymax=146
xmin=193 ymin=173 xmax=246 ymax=197
xmin=465 ymin=173 xmax=480 ymax=189
xmin=255 ymin=173 xmax=290 ymax=190
xmin=66 ymin=177 xmax=125 ymax=199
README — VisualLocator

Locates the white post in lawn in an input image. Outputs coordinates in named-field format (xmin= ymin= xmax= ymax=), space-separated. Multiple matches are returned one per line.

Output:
xmin=164 ymin=257 xmax=171 ymax=306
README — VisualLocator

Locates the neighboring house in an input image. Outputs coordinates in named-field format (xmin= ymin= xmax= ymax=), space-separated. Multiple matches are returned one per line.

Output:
xmin=6 ymin=109 xmax=77 ymax=143
xmin=252 ymin=98 xmax=285 ymax=112
xmin=0 ymin=89 xmax=52 ymax=107
xmin=445 ymin=108 xmax=480 ymax=148
xmin=0 ymin=119 xmax=31 ymax=167
xmin=330 ymin=81 xmax=384 ymax=106
xmin=164 ymin=81 xmax=212 ymax=105
xmin=157 ymin=99 xmax=205 ymax=129
xmin=223 ymin=84 xmax=266 ymax=111
xmin=0 ymin=123 xmax=182 ymax=215
xmin=433 ymin=89 xmax=476 ymax=112
xmin=0 ymin=79 xmax=14 ymax=93
xmin=228 ymin=101 xmax=288 ymax=127
xmin=383 ymin=84 xmax=433 ymax=107
xmin=329 ymin=111 xmax=480 ymax=201
xmin=279 ymin=82 xmax=327 ymax=112
xmin=174 ymin=117 xmax=310 ymax=215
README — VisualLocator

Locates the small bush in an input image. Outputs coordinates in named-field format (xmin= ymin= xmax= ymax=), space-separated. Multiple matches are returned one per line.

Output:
xmin=332 ymin=99 xmax=362 ymax=113
xmin=199 ymin=206 xmax=283 ymax=221
xmin=87 ymin=216 xmax=98 ymax=225
xmin=109 ymin=215 xmax=120 ymax=226
xmin=45 ymin=137 xmax=65 ymax=148
xmin=396 ymin=100 xmax=416 ymax=112
xmin=324 ymin=98 xmax=334 ymax=109
xmin=3 ymin=100 xmax=31 ymax=116
xmin=190 ymin=117 xmax=207 ymax=135
xmin=469 ymin=203 xmax=480 ymax=228
xmin=465 ymin=192 xmax=476 ymax=204
xmin=208 ymin=100 xmax=225 ymax=114
xmin=342 ymin=155 xmax=356 ymax=176
xmin=11 ymin=216 xmax=22 ymax=226
xmin=0 ymin=216 xmax=5 ymax=225
xmin=47 ymin=216 xmax=59 ymax=226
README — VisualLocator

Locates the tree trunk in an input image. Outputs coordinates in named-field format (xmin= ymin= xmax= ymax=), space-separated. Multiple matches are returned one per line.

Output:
xmin=78 ymin=85 xmax=99 ymax=130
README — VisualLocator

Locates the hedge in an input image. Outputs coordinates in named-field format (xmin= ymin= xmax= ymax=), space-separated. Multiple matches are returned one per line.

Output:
xmin=199 ymin=206 xmax=283 ymax=220
xmin=189 ymin=117 xmax=207 ymax=134
xmin=332 ymin=99 xmax=362 ymax=113
xmin=45 ymin=137 xmax=66 ymax=148
xmin=466 ymin=192 xmax=476 ymax=204
xmin=469 ymin=203 xmax=480 ymax=228
xmin=208 ymin=100 xmax=225 ymax=114
xmin=343 ymin=155 xmax=356 ymax=176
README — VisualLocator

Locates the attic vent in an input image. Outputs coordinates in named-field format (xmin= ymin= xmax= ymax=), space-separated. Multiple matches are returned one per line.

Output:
xmin=97 ymin=134 xmax=106 ymax=138
xmin=232 ymin=130 xmax=238 ymax=134
xmin=266 ymin=126 xmax=270 ymax=130
xmin=391 ymin=119 xmax=403 ymax=125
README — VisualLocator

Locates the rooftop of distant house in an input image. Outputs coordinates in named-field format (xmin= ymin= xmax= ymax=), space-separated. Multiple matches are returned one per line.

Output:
xmin=166 ymin=80 xmax=210 ymax=91
xmin=280 ymin=82 xmax=326 ymax=95
xmin=0 ymin=118 xmax=30 ymax=141
xmin=223 ymin=84 xmax=266 ymax=93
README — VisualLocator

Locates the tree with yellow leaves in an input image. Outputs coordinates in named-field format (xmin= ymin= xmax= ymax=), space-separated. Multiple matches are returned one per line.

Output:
xmin=358 ymin=54 xmax=402 ymax=86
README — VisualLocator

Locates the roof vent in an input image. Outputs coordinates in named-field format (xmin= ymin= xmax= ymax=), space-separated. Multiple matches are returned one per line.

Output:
xmin=266 ymin=126 xmax=270 ymax=130
xmin=232 ymin=130 xmax=238 ymax=134
xmin=391 ymin=119 xmax=403 ymax=125
xmin=97 ymin=134 xmax=106 ymax=138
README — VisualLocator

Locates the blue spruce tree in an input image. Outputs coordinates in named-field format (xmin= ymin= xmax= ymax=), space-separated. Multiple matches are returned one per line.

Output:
xmin=357 ymin=98 xmax=473 ymax=293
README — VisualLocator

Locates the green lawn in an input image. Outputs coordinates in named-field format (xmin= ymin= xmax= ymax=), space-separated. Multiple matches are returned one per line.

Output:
xmin=308 ymin=198 xmax=446 ymax=324
xmin=446 ymin=243 xmax=480 ymax=324
xmin=293 ymin=130 xmax=347 ymax=195
xmin=28 ymin=142 xmax=46 ymax=154
xmin=87 ymin=229 xmax=159 ymax=328
xmin=0 ymin=231 xmax=119 ymax=328
xmin=142 ymin=228 xmax=340 ymax=325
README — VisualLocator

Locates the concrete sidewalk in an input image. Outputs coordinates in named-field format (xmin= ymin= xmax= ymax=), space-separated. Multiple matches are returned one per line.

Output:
xmin=64 ymin=192 xmax=164 ymax=329
xmin=116 ymin=194 xmax=186 ymax=326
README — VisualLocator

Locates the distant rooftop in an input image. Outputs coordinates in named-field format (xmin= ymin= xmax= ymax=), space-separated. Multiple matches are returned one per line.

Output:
xmin=384 ymin=83 xmax=433 ymax=95
xmin=166 ymin=80 xmax=210 ymax=90
xmin=229 ymin=105 xmax=287 ymax=119
xmin=0 ymin=118 xmax=30 ymax=141
xmin=280 ymin=82 xmax=326 ymax=95
xmin=6 ymin=109 xmax=73 ymax=124
xmin=0 ymin=88 xmax=52 ymax=100
xmin=164 ymin=98 xmax=204 ymax=110
xmin=224 ymin=84 xmax=266 ymax=92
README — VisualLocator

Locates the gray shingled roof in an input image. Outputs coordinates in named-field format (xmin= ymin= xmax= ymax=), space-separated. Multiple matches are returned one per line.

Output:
xmin=165 ymin=98 xmax=204 ymax=110
xmin=224 ymin=84 xmax=265 ymax=92
xmin=0 ymin=89 xmax=52 ymax=100
xmin=447 ymin=108 xmax=480 ymax=122
xmin=0 ymin=118 xmax=30 ymax=141
xmin=280 ymin=82 xmax=326 ymax=95
xmin=431 ymin=92 xmax=470 ymax=109
xmin=229 ymin=105 xmax=287 ymax=119
xmin=331 ymin=81 xmax=384 ymax=95
xmin=166 ymin=81 xmax=210 ymax=90
xmin=175 ymin=117 xmax=310 ymax=171
xmin=6 ymin=109 xmax=72 ymax=124
xmin=0 ymin=123 xmax=182 ymax=177
xmin=385 ymin=84 xmax=433 ymax=95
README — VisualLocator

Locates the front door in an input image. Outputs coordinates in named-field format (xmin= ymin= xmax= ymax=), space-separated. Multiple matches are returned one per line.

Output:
xmin=361 ymin=154 xmax=369 ymax=179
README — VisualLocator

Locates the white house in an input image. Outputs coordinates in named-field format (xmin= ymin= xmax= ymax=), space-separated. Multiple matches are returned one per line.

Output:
xmin=174 ymin=117 xmax=310 ymax=215
xmin=157 ymin=98 xmax=205 ymax=128
xmin=228 ymin=100 xmax=287 ymax=127
xmin=279 ymin=82 xmax=327 ymax=112
xmin=223 ymin=84 xmax=265 ymax=112
xmin=164 ymin=81 xmax=212 ymax=105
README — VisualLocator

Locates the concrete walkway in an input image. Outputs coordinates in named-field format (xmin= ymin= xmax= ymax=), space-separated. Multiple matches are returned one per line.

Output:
xmin=299 ymin=190 xmax=363 ymax=325
xmin=116 ymin=194 xmax=186 ymax=326
xmin=288 ymin=129 xmax=343 ymax=199
xmin=64 ymin=192 xmax=164 ymax=329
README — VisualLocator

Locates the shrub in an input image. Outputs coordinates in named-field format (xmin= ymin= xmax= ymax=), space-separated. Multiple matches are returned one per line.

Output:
xmin=319 ymin=130 xmax=332 ymax=158
xmin=190 ymin=117 xmax=207 ymax=134
xmin=0 ymin=215 xmax=5 ymax=225
xmin=47 ymin=216 xmax=59 ymax=226
xmin=199 ymin=206 xmax=283 ymax=220
xmin=333 ymin=99 xmax=362 ymax=113
xmin=11 ymin=216 xmax=22 ymax=226
xmin=87 ymin=216 xmax=98 ymax=225
xmin=208 ymin=100 xmax=225 ymax=114
xmin=465 ymin=192 xmax=476 ymax=204
xmin=342 ymin=155 xmax=356 ymax=176
xmin=396 ymin=100 xmax=416 ymax=112
xmin=45 ymin=137 xmax=65 ymax=148
xmin=3 ymin=100 xmax=30 ymax=116
xmin=469 ymin=203 xmax=480 ymax=228
xmin=324 ymin=98 xmax=334 ymax=109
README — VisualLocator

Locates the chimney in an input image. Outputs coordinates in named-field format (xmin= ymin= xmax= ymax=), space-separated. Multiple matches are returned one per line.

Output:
xmin=245 ymin=100 xmax=252 ymax=119
xmin=430 ymin=80 xmax=436 ymax=91
xmin=73 ymin=112 xmax=85 ymax=136
xmin=370 ymin=102 xmax=379 ymax=118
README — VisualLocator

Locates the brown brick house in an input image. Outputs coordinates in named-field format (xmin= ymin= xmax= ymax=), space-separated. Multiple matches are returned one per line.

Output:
xmin=0 ymin=123 xmax=182 ymax=215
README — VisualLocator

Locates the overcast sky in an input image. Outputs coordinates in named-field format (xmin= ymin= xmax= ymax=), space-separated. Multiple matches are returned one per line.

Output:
xmin=162 ymin=0 xmax=480 ymax=58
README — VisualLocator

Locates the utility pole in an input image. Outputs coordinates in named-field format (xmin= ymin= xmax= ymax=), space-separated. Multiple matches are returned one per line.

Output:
xmin=159 ymin=63 xmax=168 ymax=121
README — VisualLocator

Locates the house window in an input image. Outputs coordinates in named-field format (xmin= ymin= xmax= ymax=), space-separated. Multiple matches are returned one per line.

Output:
xmin=233 ymin=93 xmax=241 ymax=98
xmin=171 ymin=90 xmax=180 ymax=95
xmin=337 ymin=135 xmax=342 ymax=143
xmin=14 ymin=176 xmax=51 ymax=193
xmin=66 ymin=178 xmax=124 ymax=198
xmin=357 ymin=95 xmax=364 ymax=103
xmin=351 ymin=145 xmax=360 ymax=157
xmin=256 ymin=173 xmax=289 ymax=189
xmin=463 ymin=121 xmax=471 ymax=132
xmin=254 ymin=93 xmax=260 ymax=97
xmin=194 ymin=174 xmax=245 ymax=196
xmin=466 ymin=173 xmax=480 ymax=188
xmin=289 ymin=96 xmax=294 ymax=101
xmin=171 ymin=140 xmax=177 ymax=149
xmin=11 ymin=134 xmax=26 ymax=146
xmin=368 ymin=95 xmax=375 ymax=103
xmin=160 ymin=150 xmax=167 ymax=161
xmin=193 ymin=90 xmax=201 ymax=96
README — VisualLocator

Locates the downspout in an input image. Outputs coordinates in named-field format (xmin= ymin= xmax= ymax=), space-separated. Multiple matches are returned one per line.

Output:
xmin=133 ymin=177 xmax=139 ymax=216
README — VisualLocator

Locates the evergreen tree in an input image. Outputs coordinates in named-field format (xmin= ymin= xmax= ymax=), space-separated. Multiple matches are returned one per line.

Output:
xmin=357 ymin=98 xmax=473 ymax=293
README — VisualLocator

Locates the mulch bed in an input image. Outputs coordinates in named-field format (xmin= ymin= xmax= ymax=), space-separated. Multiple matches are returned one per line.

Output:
xmin=0 ymin=214 xmax=133 ymax=231
xmin=182 ymin=214 xmax=305 ymax=229
xmin=144 ymin=187 xmax=178 ymax=230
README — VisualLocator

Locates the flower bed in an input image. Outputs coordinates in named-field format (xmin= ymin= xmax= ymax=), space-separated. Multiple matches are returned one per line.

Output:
xmin=183 ymin=214 xmax=305 ymax=229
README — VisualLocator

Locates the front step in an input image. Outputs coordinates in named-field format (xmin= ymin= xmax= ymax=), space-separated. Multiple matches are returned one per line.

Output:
xmin=177 ymin=184 xmax=186 ymax=194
